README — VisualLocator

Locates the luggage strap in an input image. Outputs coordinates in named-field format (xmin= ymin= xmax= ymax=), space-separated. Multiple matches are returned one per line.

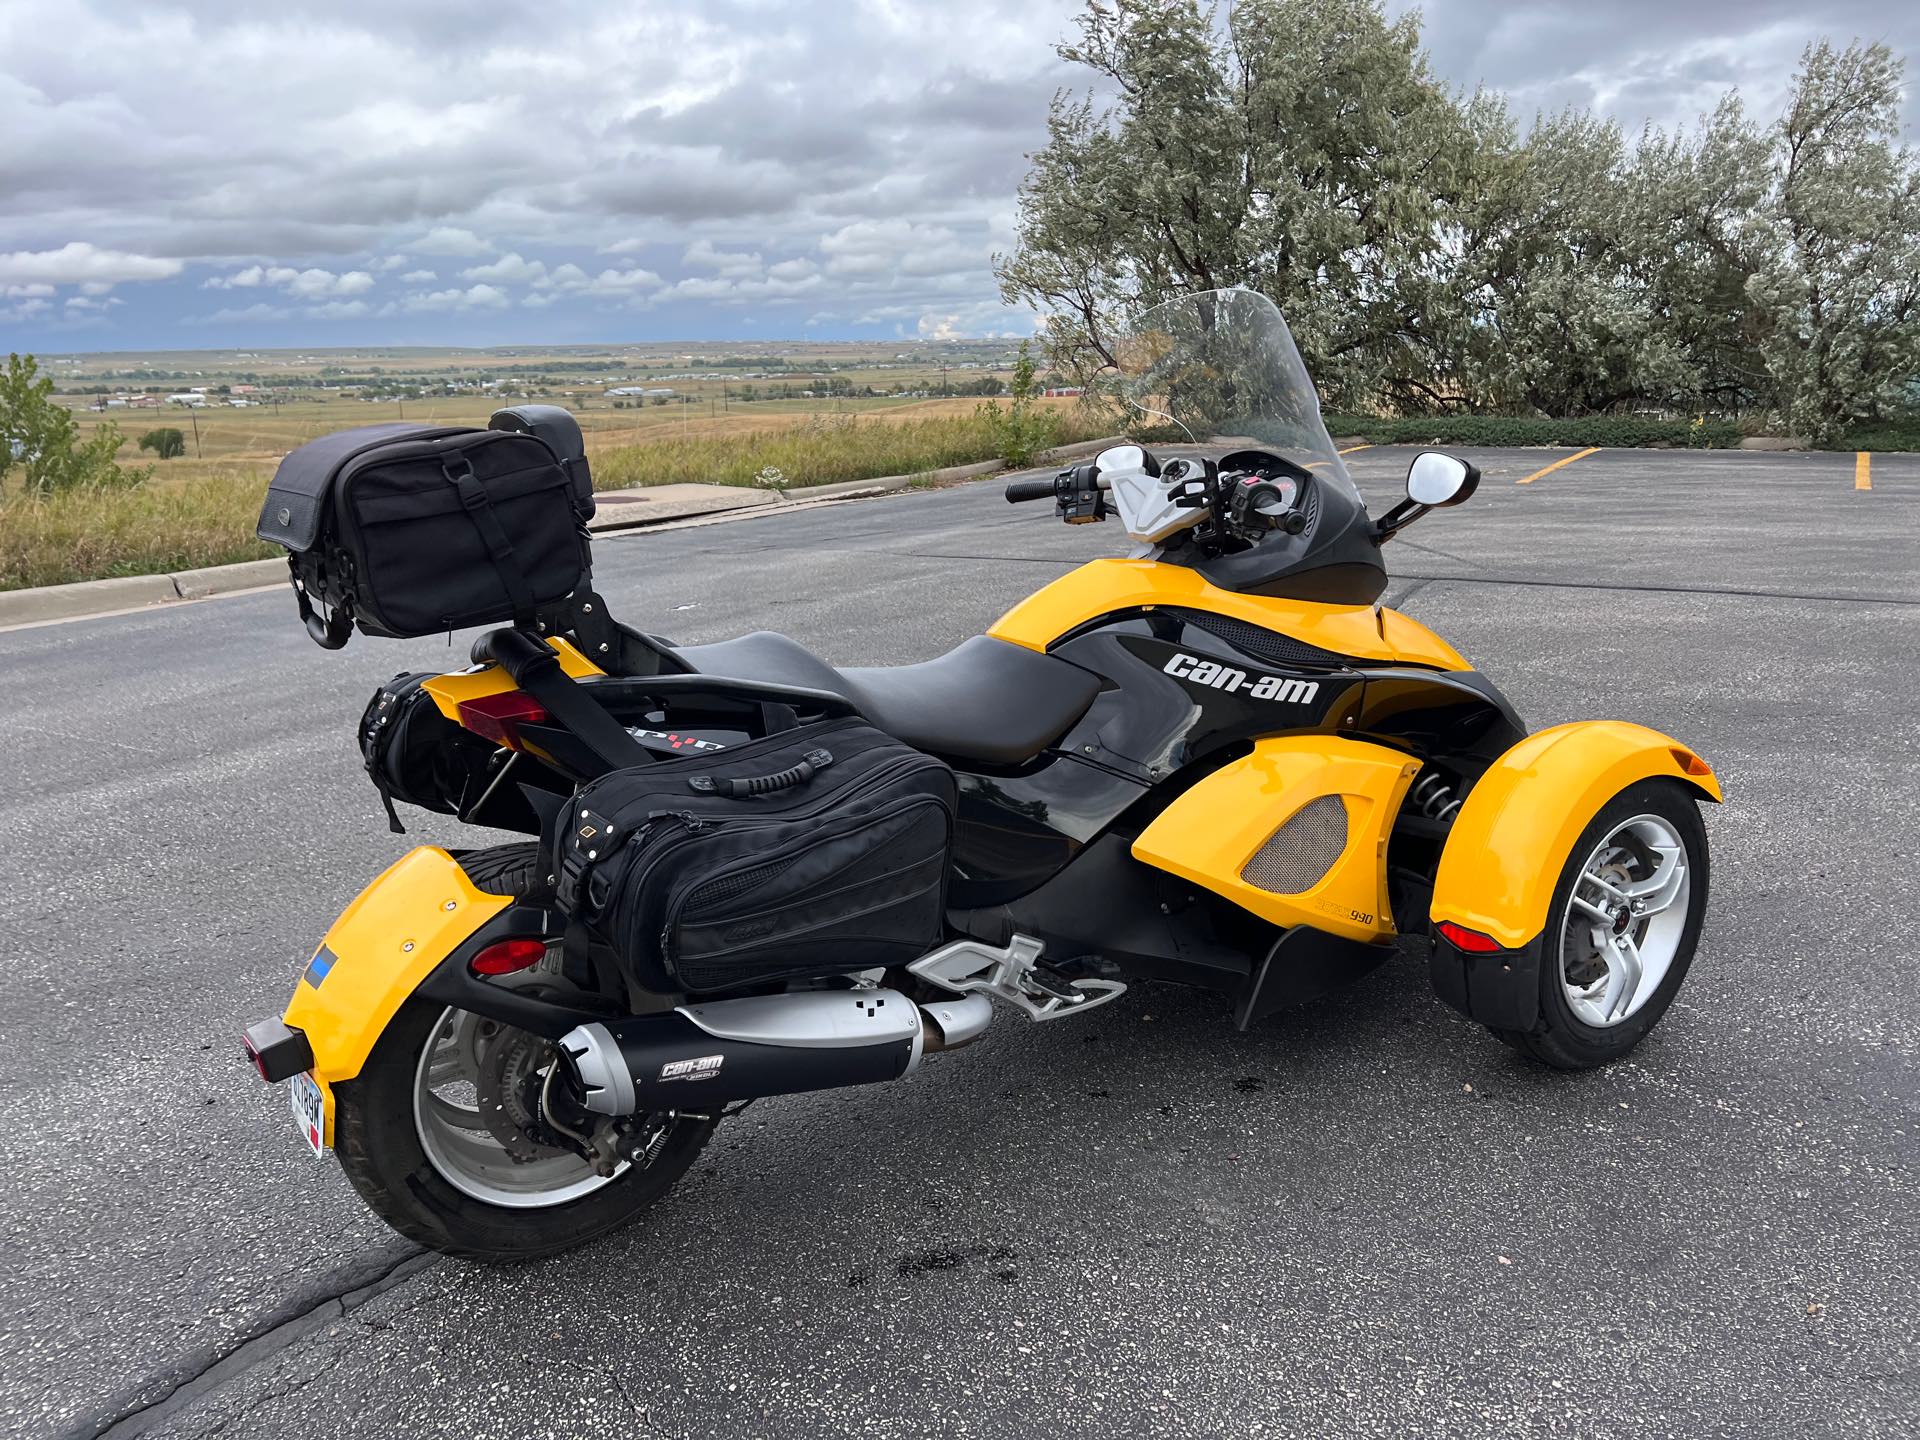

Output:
xmin=444 ymin=456 xmax=537 ymax=627
xmin=496 ymin=636 xmax=653 ymax=775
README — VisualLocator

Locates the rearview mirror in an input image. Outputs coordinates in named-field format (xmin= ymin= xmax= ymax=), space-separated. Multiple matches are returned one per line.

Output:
xmin=1406 ymin=451 xmax=1480 ymax=508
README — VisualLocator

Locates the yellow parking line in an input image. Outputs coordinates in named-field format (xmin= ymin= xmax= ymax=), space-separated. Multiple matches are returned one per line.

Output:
xmin=1517 ymin=447 xmax=1600 ymax=485
xmin=1856 ymin=451 xmax=1872 ymax=490
xmin=1337 ymin=444 xmax=1372 ymax=456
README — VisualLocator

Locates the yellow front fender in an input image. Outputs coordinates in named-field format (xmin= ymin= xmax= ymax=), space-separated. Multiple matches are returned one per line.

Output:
xmin=282 ymin=847 xmax=513 ymax=1090
xmin=1431 ymin=721 xmax=1721 ymax=950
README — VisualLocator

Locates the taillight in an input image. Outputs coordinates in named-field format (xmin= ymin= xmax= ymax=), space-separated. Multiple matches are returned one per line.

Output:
xmin=1437 ymin=920 xmax=1502 ymax=954
xmin=457 ymin=691 xmax=550 ymax=749
xmin=471 ymin=937 xmax=549 ymax=976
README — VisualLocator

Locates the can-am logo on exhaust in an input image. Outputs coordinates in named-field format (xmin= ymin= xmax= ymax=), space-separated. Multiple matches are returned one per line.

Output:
xmin=1163 ymin=652 xmax=1319 ymax=704
xmin=659 ymin=1054 xmax=724 ymax=1082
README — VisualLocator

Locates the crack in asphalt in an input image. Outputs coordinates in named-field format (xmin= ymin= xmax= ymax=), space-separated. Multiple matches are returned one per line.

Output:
xmin=65 ymin=1244 xmax=433 ymax=1440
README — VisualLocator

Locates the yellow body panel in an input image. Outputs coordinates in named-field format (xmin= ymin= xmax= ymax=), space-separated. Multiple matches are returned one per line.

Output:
xmin=1431 ymin=721 xmax=1722 ymax=950
xmin=421 ymin=636 xmax=607 ymax=721
xmin=1132 ymin=736 xmax=1421 ymax=943
xmin=282 ymin=846 xmax=513 ymax=1084
xmin=987 ymin=558 xmax=1468 ymax=671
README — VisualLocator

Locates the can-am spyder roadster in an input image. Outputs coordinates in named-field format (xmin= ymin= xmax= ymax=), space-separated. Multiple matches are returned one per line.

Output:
xmin=245 ymin=289 xmax=1719 ymax=1260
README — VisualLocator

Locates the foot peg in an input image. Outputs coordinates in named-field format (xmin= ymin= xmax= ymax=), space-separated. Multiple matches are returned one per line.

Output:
xmin=909 ymin=935 xmax=1126 ymax=1021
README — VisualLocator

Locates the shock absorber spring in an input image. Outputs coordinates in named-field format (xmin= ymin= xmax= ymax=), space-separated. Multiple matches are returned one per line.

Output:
xmin=1409 ymin=771 xmax=1462 ymax=824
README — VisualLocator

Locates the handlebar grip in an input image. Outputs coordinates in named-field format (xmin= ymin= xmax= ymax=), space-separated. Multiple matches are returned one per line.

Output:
xmin=1004 ymin=477 xmax=1058 ymax=503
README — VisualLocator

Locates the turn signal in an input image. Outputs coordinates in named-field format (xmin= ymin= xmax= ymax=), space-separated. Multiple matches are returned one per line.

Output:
xmin=471 ymin=938 xmax=549 ymax=976
xmin=1671 ymin=747 xmax=1714 ymax=779
xmin=1437 ymin=921 xmax=1502 ymax=954
xmin=456 ymin=691 xmax=550 ymax=749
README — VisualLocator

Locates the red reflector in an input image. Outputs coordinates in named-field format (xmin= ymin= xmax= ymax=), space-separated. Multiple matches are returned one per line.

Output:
xmin=471 ymin=937 xmax=549 ymax=976
xmin=457 ymin=691 xmax=550 ymax=748
xmin=242 ymin=1034 xmax=269 ymax=1080
xmin=1672 ymin=747 xmax=1714 ymax=778
xmin=1438 ymin=921 xmax=1502 ymax=954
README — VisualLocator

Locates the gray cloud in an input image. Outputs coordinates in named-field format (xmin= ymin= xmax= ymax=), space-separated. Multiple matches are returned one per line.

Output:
xmin=0 ymin=0 xmax=1911 ymax=345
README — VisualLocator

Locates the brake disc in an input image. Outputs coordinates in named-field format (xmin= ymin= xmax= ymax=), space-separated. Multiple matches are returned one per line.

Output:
xmin=473 ymin=1026 xmax=568 ymax=1163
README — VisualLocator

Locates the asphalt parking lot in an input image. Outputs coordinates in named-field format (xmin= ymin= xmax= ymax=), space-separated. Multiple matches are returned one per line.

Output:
xmin=1 ymin=444 xmax=1915 ymax=1439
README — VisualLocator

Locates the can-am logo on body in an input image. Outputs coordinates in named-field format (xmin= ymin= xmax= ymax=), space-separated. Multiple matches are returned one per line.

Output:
xmin=1164 ymin=652 xmax=1320 ymax=704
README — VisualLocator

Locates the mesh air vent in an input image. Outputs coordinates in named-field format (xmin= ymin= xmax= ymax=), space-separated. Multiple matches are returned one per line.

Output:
xmin=1240 ymin=795 xmax=1348 ymax=894
xmin=1162 ymin=609 xmax=1349 ymax=670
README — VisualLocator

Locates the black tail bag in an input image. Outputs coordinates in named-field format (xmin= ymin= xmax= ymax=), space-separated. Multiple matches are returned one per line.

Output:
xmin=554 ymin=718 xmax=955 ymax=995
xmin=256 ymin=411 xmax=593 ymax=647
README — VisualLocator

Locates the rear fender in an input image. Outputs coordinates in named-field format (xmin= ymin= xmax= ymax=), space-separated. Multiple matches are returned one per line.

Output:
xmin=420 ymin=635 xmax=604 ymax=722
xmin=281 ymin=849 xmax=514 ymax=1108
xmin=1430 ymin=720 xmax=1721 ymax=953
xmin=1132 ymin=735 xmax=1422 ymax=944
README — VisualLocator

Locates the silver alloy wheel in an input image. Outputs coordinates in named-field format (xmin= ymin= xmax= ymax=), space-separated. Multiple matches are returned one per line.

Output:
xmin=1559 ymin=814 xmax=1692 ymax=1028
xmin=412 ymin=966 xmax=624 ymax=1208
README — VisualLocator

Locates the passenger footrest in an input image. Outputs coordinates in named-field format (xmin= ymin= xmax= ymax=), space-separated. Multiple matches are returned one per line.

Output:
xmin=909 ymin=935 xmax=1126 ymax=1021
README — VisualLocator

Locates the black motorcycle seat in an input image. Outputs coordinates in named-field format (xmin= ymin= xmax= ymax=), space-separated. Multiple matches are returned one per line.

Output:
xmin=670 ymin=632 xmax=1100 ymax=767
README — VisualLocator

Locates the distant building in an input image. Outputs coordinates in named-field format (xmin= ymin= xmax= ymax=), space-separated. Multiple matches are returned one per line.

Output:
xmin=1042 ymin=386 xmax=1085 ymax=397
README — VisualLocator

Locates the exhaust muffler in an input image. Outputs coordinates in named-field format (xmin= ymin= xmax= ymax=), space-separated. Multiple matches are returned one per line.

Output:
xmin=559 ymin=988 xmax=992 ymax=1115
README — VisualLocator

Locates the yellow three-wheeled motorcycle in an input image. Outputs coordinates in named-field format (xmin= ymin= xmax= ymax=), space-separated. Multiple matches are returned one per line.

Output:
xmin=245 ymin=290 xmax=1718 ymax=1259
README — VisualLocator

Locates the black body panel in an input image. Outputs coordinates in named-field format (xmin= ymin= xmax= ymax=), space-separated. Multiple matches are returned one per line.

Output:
xmin=1163 ymin=469 xmax=1389 ymax=604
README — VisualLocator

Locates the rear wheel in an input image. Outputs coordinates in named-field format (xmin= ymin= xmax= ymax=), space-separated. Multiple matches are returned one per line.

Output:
xmin=1498 ymin=780 xmax=1710 ymax=1069
xmin=332 ymin=844 xmax=715 ymax=1261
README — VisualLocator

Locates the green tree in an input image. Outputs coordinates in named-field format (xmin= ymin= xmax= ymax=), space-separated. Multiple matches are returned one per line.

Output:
xmin=1002 ymin=6 xmax=1920 ymax=434
xmin=977 ymin=340 xmax=1060 ymax=467
xmin=0 ymin=353 xmax=148 ymax=496
xmin=139 ymin=427 xmax=188 ymax=460
xmin=1751 ymin=41 xmax=1920 ymax=439
xmin=997 ymin=0 xmax=1484 ymax=410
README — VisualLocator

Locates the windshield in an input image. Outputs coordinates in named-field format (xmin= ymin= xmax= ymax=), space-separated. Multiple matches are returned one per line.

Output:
xmin=1112 ymin=288 xmax=1357 ymax=497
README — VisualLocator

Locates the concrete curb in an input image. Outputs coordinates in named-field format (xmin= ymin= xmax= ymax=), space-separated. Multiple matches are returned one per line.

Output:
xmin=172 ymin=558 xmax=289 ymax=598
xmin=0 ymin=437 xmax=1133 ymax=631
xmin=779 ymin=436 xmax=1128 ymax=504
xmin=0 ymin=573 xmax=183 ymax=626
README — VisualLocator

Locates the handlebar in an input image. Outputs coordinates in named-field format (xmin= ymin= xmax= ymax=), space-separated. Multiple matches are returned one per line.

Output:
xmin=1004 ymin=476 xmax=1058 ymax=503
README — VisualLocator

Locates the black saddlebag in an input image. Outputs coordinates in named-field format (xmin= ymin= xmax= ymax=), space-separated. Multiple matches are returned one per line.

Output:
xmin=358 ymin=672 xmax=550 ymax=835
xmin=554 ymin=718 xmax=955 ymax=995
xmin=256 ymin=409 xmax=594 ymax=648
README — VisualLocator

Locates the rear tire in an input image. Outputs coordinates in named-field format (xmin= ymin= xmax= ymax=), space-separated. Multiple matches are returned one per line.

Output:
xmin=331 ymin=844 xmax=714 ymax=1261
xmin=1496 ymin=779 xmax=1710 ymax=1070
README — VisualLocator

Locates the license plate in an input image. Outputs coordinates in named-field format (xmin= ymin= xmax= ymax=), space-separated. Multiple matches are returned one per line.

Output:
xmin=289 ymin=1071 xmax=328 ymax=1157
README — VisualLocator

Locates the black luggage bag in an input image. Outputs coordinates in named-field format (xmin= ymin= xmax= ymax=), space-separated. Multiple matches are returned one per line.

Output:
xmin=256 ymin=406 xmax=595 ymax=648
xmin=555 ymin=718 xmax=955 ymax=995
xmin=358 ymin=672 xmax=554 ymax=835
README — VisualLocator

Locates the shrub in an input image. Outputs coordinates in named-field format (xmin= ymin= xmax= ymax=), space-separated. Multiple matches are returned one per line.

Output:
xmin=1833 ymin=419 xmax=1920 ymax=452
xmin=1320 ymin=414 xmax=1744 ymax=449
xmin=976 ymin=341 xmax=1061 ymax=468
xmin=139 ymin=427 xmax=187 ymax=460
xmin=1 ymin=352 xmax=152 ymax=495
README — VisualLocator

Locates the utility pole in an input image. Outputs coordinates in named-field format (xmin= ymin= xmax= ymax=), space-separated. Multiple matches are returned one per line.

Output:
xmin=190 ymin=408 xmax=201 ymax=458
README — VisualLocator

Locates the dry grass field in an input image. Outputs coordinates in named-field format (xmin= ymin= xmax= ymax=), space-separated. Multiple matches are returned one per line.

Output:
xmin=6 ymin=344 xmax=1101 ymax=591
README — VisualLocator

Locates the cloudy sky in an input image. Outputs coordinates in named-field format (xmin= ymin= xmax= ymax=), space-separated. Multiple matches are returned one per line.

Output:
xmin=1 ymin=0 xmax=1912 ymax=351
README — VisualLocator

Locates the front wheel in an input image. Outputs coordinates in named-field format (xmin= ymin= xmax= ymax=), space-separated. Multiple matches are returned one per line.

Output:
xmin=1497 ymin=779 xmax=1711 ymax=1069
xmin=331 ymin=845 xmax=715 ymax=1261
